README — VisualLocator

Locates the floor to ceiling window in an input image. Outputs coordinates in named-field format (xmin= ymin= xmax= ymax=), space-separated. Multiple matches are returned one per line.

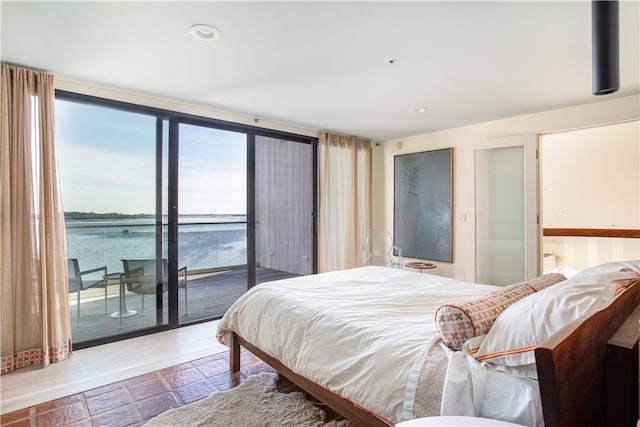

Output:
xmin=55 ymin=91 xmax=317 ymax=348
xmin=56 ymin=97 xmax=168 ymax=344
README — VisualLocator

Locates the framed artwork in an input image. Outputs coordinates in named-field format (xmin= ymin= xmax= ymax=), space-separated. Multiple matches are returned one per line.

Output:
xmin=394 ymin=148 xmax=452 ymax=262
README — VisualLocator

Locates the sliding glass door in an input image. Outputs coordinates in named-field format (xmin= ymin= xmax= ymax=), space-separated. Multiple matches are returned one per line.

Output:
xmin=176 ymin=123 xmax=248 ymax=323
xmin=56 ymin=91 xmax=317 ymax=348
xmin=56 ymin=96 xmax=168 ymax=343
xmin=174 ymin=129 xmax=316 ymax=323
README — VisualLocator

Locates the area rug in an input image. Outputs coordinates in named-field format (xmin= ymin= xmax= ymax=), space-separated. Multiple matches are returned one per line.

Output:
xmin=145 ymin=372 xmax=352 ymax=426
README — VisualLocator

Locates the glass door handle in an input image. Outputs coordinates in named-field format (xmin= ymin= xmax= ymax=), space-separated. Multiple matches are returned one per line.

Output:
xmin=170 ymin=220 xmax=176 ymax=244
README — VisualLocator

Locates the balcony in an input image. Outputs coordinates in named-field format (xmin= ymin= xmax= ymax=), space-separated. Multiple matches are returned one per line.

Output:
xmin=69 ymin=266 xmax=296 ymax=343
xmin=67 ymin=217 xmax=304 ymax=344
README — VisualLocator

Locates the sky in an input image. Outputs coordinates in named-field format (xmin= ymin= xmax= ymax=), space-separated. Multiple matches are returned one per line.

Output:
xmin=55 ymin=99 xmax=247 ymax=215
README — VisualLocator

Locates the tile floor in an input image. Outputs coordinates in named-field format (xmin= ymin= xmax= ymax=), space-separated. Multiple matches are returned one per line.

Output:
xmin=1 ymin=321 xmax=226 ymax=414
xmin=1 ymin=349 xmax=282 ymax=427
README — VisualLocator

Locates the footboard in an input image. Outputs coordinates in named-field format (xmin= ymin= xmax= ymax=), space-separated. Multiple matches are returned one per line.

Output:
xmin=535 ymin=280 xmax=640 ymax=427
xmin=229 ymin=332 xmax=393 ymax=427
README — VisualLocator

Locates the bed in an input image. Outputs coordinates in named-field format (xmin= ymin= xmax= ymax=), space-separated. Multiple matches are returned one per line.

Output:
xmin=216 ymin=261 xmax=640 ymax=426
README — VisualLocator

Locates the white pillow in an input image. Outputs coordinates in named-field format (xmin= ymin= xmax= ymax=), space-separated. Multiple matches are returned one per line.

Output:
xmin=435 ymin=273 xmax=566 ymax=351
xmin=470 ymin=268 xmax=639 ymax=369
xmin=571 ymin=259 xmax=640 ymax=278
xmin=460 ymin=335 xmax=539 ymax=379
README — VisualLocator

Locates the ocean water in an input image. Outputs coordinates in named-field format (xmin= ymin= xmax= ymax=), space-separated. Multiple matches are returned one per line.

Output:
xmin=66 ymin=215 xmax=247 ymax=276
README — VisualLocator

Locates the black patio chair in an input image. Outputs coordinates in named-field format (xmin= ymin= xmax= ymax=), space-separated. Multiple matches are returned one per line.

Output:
xmin=68 ymin=258 xmax=108 ymax=327
xmin=120 ymin=259 xmax=188 ymax=315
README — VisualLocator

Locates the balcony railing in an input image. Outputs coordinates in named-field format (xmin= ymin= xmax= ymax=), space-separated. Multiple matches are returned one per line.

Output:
xmin=65 ymin=219 xmax=248 ymax=278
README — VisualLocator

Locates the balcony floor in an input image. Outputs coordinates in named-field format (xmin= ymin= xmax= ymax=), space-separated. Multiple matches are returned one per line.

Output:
xmin=70 ymin=267 xmax=298 ymax=344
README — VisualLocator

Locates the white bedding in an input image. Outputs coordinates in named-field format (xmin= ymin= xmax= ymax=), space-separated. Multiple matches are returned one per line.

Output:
xmin=216 ymin=262 xmax=640 ymax=426
xmin=442 ymin=351 xmax=543 ymax=427
xmin=217 ymin=266 xmax=500 ymax=423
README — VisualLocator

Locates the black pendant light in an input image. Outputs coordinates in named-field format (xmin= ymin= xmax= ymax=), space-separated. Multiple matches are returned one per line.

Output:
xmin=592 ymin=0 xmax=620 ymax=95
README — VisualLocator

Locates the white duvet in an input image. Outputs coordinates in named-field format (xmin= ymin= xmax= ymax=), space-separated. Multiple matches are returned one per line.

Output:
xmin=216 ymin=266 xmax=498 ymax=423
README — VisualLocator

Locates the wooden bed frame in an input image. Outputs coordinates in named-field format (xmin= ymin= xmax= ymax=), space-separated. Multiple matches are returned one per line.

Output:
xmin=535 ymin=278 xmax=640 ymax=427
xmin=229 ymin=333 xmax=393 ymax=426
xmin=229 ymin=279 xmax=640 ymax=427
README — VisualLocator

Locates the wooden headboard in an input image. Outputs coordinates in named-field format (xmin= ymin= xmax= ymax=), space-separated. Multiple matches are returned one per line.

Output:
xmin=535 ymin=279 xmax=640 ymax=427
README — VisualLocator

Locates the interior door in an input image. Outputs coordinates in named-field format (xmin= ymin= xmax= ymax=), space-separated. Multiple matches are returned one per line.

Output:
xmin=475 ymin=135 xmax=538 ymax=285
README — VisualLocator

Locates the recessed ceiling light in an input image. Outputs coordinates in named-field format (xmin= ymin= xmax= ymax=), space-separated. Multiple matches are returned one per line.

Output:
xmin=410 ymin=107 xmax=428 ymax=113
xmin=190 ymin=24 xmax=222 ymax=41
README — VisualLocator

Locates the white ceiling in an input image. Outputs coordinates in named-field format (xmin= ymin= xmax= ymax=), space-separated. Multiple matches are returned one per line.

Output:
xmin=2 ymin=1 xmax=639 ymax=142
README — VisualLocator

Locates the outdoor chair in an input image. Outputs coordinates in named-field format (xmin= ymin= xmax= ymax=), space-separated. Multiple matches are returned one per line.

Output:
xmin=68 ymin=258 xmax=108 ymax=327
xmin=120 ymin=259 xmax=188 ymax=315
xmin=361 ymin=229 xmax=404 ymax=268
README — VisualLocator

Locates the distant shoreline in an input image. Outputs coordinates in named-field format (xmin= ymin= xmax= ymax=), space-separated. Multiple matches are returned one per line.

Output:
xmin=64 ymin=211 xmax=246 ymax=220
xmin=64 ymin=211 xmax=153 ymax=220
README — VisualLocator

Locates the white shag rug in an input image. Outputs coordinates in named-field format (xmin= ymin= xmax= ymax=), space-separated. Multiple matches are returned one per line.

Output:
xmin=145 ymin=372 xmax=352 ymax=427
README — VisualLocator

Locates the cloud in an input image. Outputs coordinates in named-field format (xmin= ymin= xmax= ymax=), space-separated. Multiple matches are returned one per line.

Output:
xmin=179 ymin=171 xmax=246 ymax=214
xmin=59 ymin=145 xmax=247 ymax=215
xmin=59 ymin=145 xmax=157 ymax=214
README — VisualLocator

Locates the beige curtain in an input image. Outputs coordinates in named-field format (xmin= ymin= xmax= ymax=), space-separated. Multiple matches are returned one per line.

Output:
xmin=318 ymin=132 xmax=371 ymax=272
xmin=1 ymin=63 xmax=71 ymax=375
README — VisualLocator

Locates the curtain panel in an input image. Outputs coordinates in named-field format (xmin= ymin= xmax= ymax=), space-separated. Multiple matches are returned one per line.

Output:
xmin=1 ymin=63 xmax=72 ymax=375
xmin=318 ymin=132 xmax=371 ymax=272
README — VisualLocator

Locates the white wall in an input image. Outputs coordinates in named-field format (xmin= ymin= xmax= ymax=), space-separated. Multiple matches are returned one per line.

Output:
xmin=540 ymin=120 xmax=640 ymax=274
xmin=541 ymin=120 xmax=639 ymax=229
xmin=374 ymin=94 xmax=640 ymax=283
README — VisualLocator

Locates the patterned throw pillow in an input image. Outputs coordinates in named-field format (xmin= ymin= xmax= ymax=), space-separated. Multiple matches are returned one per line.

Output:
xmin=435 ymin=283 xmax=536 ymax=351
xmin=435 ymin=273 xmax=567 ymax=351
